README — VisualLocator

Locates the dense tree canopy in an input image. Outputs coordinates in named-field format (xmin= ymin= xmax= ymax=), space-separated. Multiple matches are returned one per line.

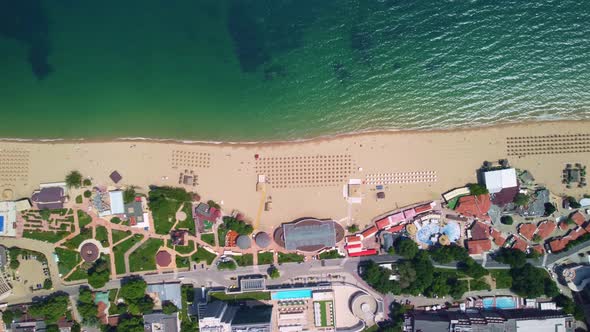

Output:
xmin=162 ymin=301 xmax=178 ymax=315
xmin=28 ymin=293 xmax=69 ymax=323
xmin=88 ymin=258 xmax=110 ymax=289
xmin=222 ymin=216 xmax=253 ymax=235
xmin=116 ymin=315 xmax=144 ymax=332
xmin=513 ymin=193 xmax=530 ymax=206
xmin=394 ymin=238 xmax=419 ymax=259
xmin=510 ymin=263 xmax=556 ymax=298
xmin=458 ymin=257 xmax=489 ymax=279
xmin=65 ymin=171 xmax=82 ymax=188
xmin=429 ymin=245 xmax=469 ymax=264
xmin=120 ymin=277 xmax=148 ymax=301
xmin=77 ymin=287 xmax=99 ymax=325
xmin=468 ymin=183 xmax=488 ymax=195
xmin=493 ymin=248 xmax=527 ymax=267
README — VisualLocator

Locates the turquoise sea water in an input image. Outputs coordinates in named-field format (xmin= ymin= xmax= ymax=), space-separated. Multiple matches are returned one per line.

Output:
xmin=0 ymin=0 xmax=589 ymax=141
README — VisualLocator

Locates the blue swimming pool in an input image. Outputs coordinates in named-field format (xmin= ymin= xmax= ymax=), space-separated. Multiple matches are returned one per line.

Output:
xmin=0 ymin=215 xmax=4 ymax=233
xmin=271 ymin=289 xmax=312 ymax=300
xmin=495 ymin=297 xmax=516 ymax=309
xmin=482 ymin=296 xmax=516 ymax=309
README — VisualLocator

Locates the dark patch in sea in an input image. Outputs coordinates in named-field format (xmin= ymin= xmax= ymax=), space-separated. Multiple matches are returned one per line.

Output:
xmin=332 ymin=62 xmax=351 ymax=84
xmin=0 ymin=0 xmax=53 ymax=80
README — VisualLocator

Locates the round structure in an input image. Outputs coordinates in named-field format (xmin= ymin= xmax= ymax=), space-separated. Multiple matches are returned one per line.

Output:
xmin=236 ymin=235 xmax=252 ymax=249
xmin=406 ymin=224 xmax=417 ymax=235
xmin=176 ymin=211 xmax=187 ymax=222
xmin=2 ymin=189 xmax=13 ymax=200
xmin=438 ymin=234 xmax=450 ymax=246
xmin=255 ymin=232 xmax=271 ymax=248
xmin=274 ymin=218 xmax=345 ymax=252
xmin=350 ymin=291 xmax=378 ymax=321
xmin=80 ymin=242 xmax=100 ymax=263
xmin=156 ymin=250 xmax=172 ymax=267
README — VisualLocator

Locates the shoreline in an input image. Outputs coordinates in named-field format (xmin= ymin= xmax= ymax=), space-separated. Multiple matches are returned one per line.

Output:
xmin=0 ymin=119 xmax=588 ymax=147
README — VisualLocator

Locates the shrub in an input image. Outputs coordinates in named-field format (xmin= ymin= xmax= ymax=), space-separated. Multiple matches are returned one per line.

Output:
xmin=567 ymin=196 xmax=581 ymax=208
xmin=532 ymin=234 xmax=542 ymax=243
xmin=513 ymin=193 xmax=530 ymax=206
xmin=347 ymin=224 xmax=359 ymax=233
xmin=75 ymin=195 xmax=83 ymax=204
xmin=66 ymin=171 xmax=82 ymax=188
xmin=500 ymin=216 xmax=513 ymax=225
xmin=268 ymin=266 xmax=280 ymax=279
xmin=43 ymin=278 xmax=53 ymax=289
xmin=162 ymin=301 xmax=178 ymax=315
xmin=83 ymin=190 xmax=92 ymax=198
xmin=468 ymin=183 xmax=488 ymax=195
xmin=82 ymin=179 xmax=92 ymax=186
xmin=544 ymin=203 xmax=557 ymax=216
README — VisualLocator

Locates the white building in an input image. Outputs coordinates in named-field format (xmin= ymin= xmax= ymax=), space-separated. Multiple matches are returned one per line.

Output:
xmin=484 ymin=168 xmax=518 ymax=194
xmin=0 ymin=201 xmax=17 ymax=237
xmin=108 ymin=190 xmax=125 ymax=215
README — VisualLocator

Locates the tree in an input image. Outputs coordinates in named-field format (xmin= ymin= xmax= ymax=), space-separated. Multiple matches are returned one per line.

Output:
xmin=83 ymin=179 xmax=92 ymax=186
xmin=513 ymin=193 xmax=530 ymax=206
xmin=124 ymin=187 xmax=137 ymax=204
xmin=406 ymin=251 xmax=434 ymax=295
xmin=10 ymin=257 xmax=20 ymax=270
xmin=28 ymin=293 xmax=69 ymax=323
xmin=448 ymin=279 xmax=468 ymax=299
xmin=46 ymin=325 xmax=59 ymax=332
xmin=532 ymin=234 xmax=542 ymax=243
xmin=424 ymin=272 xmax=450 ymax=298
xmin=458 ymin=257 xmax=488 ymax=279
xmin=544 ymin=203 xmax=557 ymax=216
xmin=120 ymin=277 xmax=148 ymax=302
xmin=361 ymin=261 xmax=398 ymax=294
xmin=544 ymin=278 xmax=560 ymax=298
xmin=493 ymin=248 xmax=526 ymax=267
xmin=78 ymin=287 xmax=98 ymax=324
xmin=429 ymin=245 xmax=469 ymax=264
xmin=347 ymin=224 xmax=359 ymax=233
xmin=116 ymin=315 xmax=144 ymax=332
xmin=268 ymin=266 xmax=280 ymax=279
xmin=71 ymin=322 xmax=81 ymax=332
xmin=567 ymin=196 xmax=581 ymax=208
xmin=162 ymin=301 xmax=178 ymax=315
xmin=394 ymin=238 xmax=419 ymax=259
xmin=396 ymin=261 xmax=416 ymax=289
xmin=554 ymin=294 xmax=585 ymax=321
xmin=66 ymin=171 xmax=83 ymax=188
xmin=510 ymin=263 xmax=546 ymax=298
xmin=500 ymin=215 xmax=513 ymax=225
xmin=222 ymin=216 xmax=253 ymax=235
xmin=88 ymin=258 xmax=110 ymax=289
xmin=83 ymin=190 xmax=92 ymax=198
xmin=468 ymin=183 xmax=488 ymax=196
xmin=43 ymin=278 xmax=53 ymax=290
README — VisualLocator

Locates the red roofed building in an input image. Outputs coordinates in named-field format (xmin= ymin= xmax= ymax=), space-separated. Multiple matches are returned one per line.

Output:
xmin=376 ymin=217 xmax=391 ymax=230
xmin=467 ymin=239 xmax=492 ymax=255
xmin=390 ymin=212 xmax=405 ymax=224
xmin=348 ymin=248 xmax=378 ymax=257
xmin=518 ymin=223 xmax=537 ymax=241
xmin=490 ymin=229 xmax=506 ymax=247
xmin=536 ymin=220 xmax=556 ymax=239
xmin=415 ymin=203 xmax=433 ymax=214
xmin=455 ymin=194 xmax=491 ymax=220
xmin=559 ymin=221 xmax=569 ymax=231
xmin=346 ymin=235 xmax=362 ymax=243
xmin=470 ymin=221 xmax=490 ymax=240
xmin=549 ymin=237 xmax=570 ymax=253
xmin=403 ymin=209 xmax=417 ymax=220
xmin=388 ymin=224 xmax=406 ymax=233
xmin=345 ymin=243 xmax=362 ymax=250
xmin=532 ymin=244 xmax=544 ymax=255
xmin=570 ymin=211 xmax=586 ymax=226
xmin=511 ymin=236 xmax=528 ymax=252
xmin=567 ymin=227 xmax=586 ymax=241
xmin=361 ymin=226 xmax=378 ymax=239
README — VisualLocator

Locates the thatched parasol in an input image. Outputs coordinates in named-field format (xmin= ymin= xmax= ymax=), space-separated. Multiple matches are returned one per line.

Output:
xmin=438 ymin=234 xmax=450 ymax=246
xmin=406 ymin=224 xmax=417 ymax=235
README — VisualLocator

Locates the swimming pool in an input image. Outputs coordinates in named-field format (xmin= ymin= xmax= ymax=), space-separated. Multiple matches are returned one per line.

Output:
xmin=482 ymin=296 xmax=516 ymax=309
xmin=442 ymin=221 xmax=460 ymax=242
xmin=416 ymin=223 xmax=440 ymax=245
xmin=0 ymin=215 xmax=4 ymax=233
xmin=271 ymin=289 xmax=312 ymax=300
xmin=495 ymin=296 xmax=516 ymax=309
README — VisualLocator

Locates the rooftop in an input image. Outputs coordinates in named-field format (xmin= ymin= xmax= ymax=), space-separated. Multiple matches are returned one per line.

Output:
xmin=518 ymin=223 xmax=537 ymax=241
xmin=278 ymin=218 xmax=344 ymax=252
xmin=467 ymin=239 xmax=492 ymax=255
xmin=484 ymin=168 xmax=518 ymax=194
xmin=143 ymin=312 xmax=179 ymax=332
xmin=536 ymin=220 xmax=556 ymax=239
xmin=455 ymin=194 xmax=491 ymax=220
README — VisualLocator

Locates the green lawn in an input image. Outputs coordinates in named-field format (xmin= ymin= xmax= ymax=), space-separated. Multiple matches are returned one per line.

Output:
xmin=234 ymin=254 xmax=253 ymax=267
xmin=176 ymin=256 xmax=190 ymax=268
xmin=257 ymin=252 xmax=274 ymax=265
xmin=217 ymin=260 xmax=236 ymax=270
xmin=317 ymin=301 xmax=332 ymax=327
xmin=201 ymin=233 xmax=216 ymax=246
xmin=217 ymin=227 xmax=227 ymax=247
xmin=23 ymin=230 xmax=69 ymax=243
xmin=209 ymin=291 xmax=270 ymax=302
xmin=319 ymin=250 xmax=344 ymax=260
xmin=192 ymin=246 xmax=217 ymax=265
xmin=148 ymin=187 xmax=192 ymax=235
xmin=55 ymin=248 xmax=80 ymax=275
xmin=65 ymin=265 xmax=89 ymax=281
xmin=278 ymin=252 xmax=305 ymax=264
xmin=77 ymin=210 xmax=93 ymax=228
xmin=128 ymin=238 xmax=164 ymax=272
xmin=96 ymin=226 xmax=109 ymax=246
xmin=113 ymin=234 xmax=145 ymax=274
xmin=111 ymin=230 xmax=130 ymax=244
xmin=175 ymin=240 xmax=195 ymax=254
xmin=174 ymin=203 xmax=195 ymax=235
xmin=63 ymin=228 xmax=93 ymax=250
xmin=490 ymin=270 xmax=513 ymax=289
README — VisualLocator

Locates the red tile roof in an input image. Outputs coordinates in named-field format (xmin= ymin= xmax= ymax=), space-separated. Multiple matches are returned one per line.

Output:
xmin=549 ymin=238 xmax=569 ymax=253
xmin=571 ymin=211 xmax=586 ymax=226
xmin=403 ymin=209 xmax=417 ymax=219
xmin=376 ymin=217 xmax=391 ymax=230
xmin=414 ymin=203 xmax=433 ymax=214
xmin=390 ymin=212 xmax=405 ymax=224
xmin=490 ymin=229 xmax=506 ymax=247
xmin=470 ymin=221 xmax=490 ymax=240
xmin=388 ymin=224 xmax=406 ymax=233
xmin=347 ymin=248 xmax=378 ymax=257
xmin=511 ymin=236 xmax=528 ymax=252
xmin=346 ymin=235 xmax=362 ymax=243
xmin=361 ymin=226 xmax=378 ymax=239
xmin=567 ymin=227 xmax=586 ymax=241
xmin=467 ymin=239 xmax=492 ymax=255
xmin=559 ymin=221 xmax=569 ymax=231
xmin=455 ymin=194 xmax=491 ymax=220
xmin=532 ymin=244 xmax=545 ymax=255
xmin=518 ymin=223 xmax=537 ymax=241
xmin=536 ymin=220 xmax=556 ymax=239
xmin=345 ymin=243 xmax=362 ymax=249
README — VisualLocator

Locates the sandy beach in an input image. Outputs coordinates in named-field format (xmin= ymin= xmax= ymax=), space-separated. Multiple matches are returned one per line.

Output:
xmin=1 ymin=121 xmax=589 ymax=233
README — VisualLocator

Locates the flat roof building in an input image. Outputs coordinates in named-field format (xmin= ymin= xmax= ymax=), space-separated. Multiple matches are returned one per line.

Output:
xmin=0 ymin=201 xmax=17 ymax=237
xmin=198 ymin=301 xmax=272 ymax=332
xmin=484 ymin=168 xmax=518 ymax=194
xmin=143 ymin=312 xmax=179 ymax=332
xmin=274 ymin=218 xmax=344 ymax=252
xmin=109 ymin=190 xmax=125 ymax=215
